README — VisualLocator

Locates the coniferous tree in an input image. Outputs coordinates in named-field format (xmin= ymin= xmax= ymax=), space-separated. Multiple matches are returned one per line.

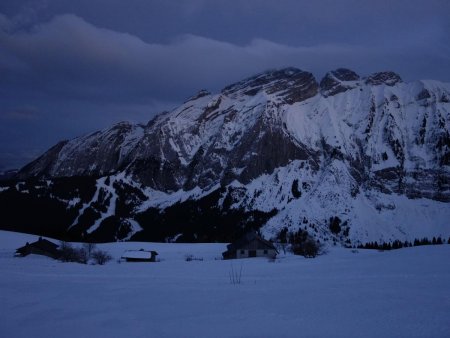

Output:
xmin=277 ymin=227 xmax=288 ymax=244
xmin=291 ymin=180 xmax=302 ymax=199
xmin=329 ymin=216 xmax=341 ymax=234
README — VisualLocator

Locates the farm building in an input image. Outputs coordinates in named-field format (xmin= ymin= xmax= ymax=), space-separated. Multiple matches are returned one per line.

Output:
xmin=15 ymin=237 xmax=60 ymax=259
xmin=121 ymin=249 xmax=158 ymax=262
xmin=222 ymin=231 xmax=278 ymax=259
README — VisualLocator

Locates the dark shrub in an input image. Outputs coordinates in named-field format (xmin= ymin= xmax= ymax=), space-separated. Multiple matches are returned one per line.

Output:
xmin=291 ymin=180 xmax=301 ymax=199
xmin=59 ymin=242 xmax=88 ymax=264
xmin=92 ymin=250 xmax=112 ymax=265
xmin=277 ymin=227 xmax=288 ymax=244
xmin=289 ymin=229 xmax=324 ymax=258
xmin=329 ymin=216 xmax=341 ymax=234
xmin=292 ymin=238 xmax=323 ymax=258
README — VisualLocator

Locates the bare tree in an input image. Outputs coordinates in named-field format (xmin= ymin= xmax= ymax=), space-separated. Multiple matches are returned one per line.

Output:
xmin=59 ymin=241 xmax=88 ymax=264
xmin=82 ymin=242 xmax=97 ymax=260
xmin=92 ymin=250 xmax=112 ymax=265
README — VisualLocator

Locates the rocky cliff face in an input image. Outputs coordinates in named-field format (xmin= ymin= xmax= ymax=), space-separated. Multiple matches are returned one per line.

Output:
xmin=3 ymin=67 xmax=450 ymax=244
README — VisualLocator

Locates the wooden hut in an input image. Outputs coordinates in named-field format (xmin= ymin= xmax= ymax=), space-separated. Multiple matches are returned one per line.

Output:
xmin=121 ymin=249 xmax=158 ymax=262
xmin=15 ymin=237 xmax=60 ymax=259
xmin=222 ymin=231 xmax=278 ymax=259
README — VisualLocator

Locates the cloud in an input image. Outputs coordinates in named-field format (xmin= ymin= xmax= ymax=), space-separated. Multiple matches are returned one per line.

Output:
xmin=0 ymin=13 xmax=12 ymax=31
xmin=0 ymin=105 xmax=39 ymax=120
xmin=1 ymin=14 xmax=449 ymax=108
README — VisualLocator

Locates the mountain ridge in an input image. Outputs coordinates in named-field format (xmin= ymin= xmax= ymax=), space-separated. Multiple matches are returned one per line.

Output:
xmin=2 ymin=67 xmax=450 ymax=244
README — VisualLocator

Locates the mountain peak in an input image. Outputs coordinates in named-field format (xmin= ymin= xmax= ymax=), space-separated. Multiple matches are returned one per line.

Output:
xmin=365 ymin=71 xmax=402 ymax=86
xmin=185 ymin=89 xmax=211 ymax=103
xmin=320 ymin=68 xmax=360 ymax=97
xmin=222 ymin=67 xmax=318 ymax=104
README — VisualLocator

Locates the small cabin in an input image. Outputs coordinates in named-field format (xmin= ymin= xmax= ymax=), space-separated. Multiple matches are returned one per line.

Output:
xmin=121 ymin=249 xmax=158 ymax=262
xmin=15 ymin=237 xmax=60 ymax=259
xmin=222 ymin=231 xmax=278 ymax=259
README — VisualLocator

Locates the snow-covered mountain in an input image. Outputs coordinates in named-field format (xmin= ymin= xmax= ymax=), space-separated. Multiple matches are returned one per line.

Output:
xmin=2 ymin=67 xmax=450 ymax=244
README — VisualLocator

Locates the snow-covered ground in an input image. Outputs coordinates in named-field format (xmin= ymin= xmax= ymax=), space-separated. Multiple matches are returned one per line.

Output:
xmin=0 ymin=230 xmax=449 ymax=338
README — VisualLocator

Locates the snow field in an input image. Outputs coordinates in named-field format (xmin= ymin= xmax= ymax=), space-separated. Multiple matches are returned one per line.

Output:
xmin=1 ymin=231 xmax=449 ymax=338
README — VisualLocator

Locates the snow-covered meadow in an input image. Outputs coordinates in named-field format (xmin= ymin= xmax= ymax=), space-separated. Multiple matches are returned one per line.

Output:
xmin=1 ymin=230 xmax=449 ymax=338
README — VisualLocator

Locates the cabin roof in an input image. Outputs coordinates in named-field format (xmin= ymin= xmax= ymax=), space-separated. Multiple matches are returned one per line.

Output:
xmin=121 ymin=250 xmax=158 ymax=259
xmin=226 ymin=231 xmax=277 ymax=251
xmin=16 ymin=237 xmax=59 ymax=254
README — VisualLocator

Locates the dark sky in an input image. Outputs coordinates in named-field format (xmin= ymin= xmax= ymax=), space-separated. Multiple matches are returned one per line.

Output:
xmin=1 ymin=0 xmax=449 ymax=170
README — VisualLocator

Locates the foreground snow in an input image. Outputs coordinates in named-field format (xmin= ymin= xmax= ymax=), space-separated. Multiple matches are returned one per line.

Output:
xmin=0 ymin=230 xmax=449 ymax=338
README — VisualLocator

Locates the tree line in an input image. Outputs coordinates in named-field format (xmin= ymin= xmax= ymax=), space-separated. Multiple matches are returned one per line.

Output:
xmin=358 ymin=236 xmax=449 ymax=250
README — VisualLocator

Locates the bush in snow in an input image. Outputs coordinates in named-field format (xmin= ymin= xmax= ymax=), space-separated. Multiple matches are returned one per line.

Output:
xmin=292 ymin=237 xmax=323 ymax=258
xmin=59 ymin=242 xmax=111 ymax=265
xmin=185 ymin=254 xmax=203 ymax=262
xmin=59 ymin=242 xmax=88 ymax=264
xmin=92 ymin=250 xmax=112 ymax=265
xmin=288 ymin=229 xmax=324 ymax=258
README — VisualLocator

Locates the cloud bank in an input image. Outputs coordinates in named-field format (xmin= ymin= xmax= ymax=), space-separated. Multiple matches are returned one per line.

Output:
xmin=1 ymin=14 xmax=449 ymax=105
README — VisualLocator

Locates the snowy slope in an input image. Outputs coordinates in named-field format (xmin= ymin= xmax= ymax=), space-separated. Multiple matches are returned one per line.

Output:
xmin=3 ymin=67 xmax=450 ymax=244
xmin=1 ymin=230 xmax=450 ymax=338
xmin=17 ymin=122 xmax=145 ymax=178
